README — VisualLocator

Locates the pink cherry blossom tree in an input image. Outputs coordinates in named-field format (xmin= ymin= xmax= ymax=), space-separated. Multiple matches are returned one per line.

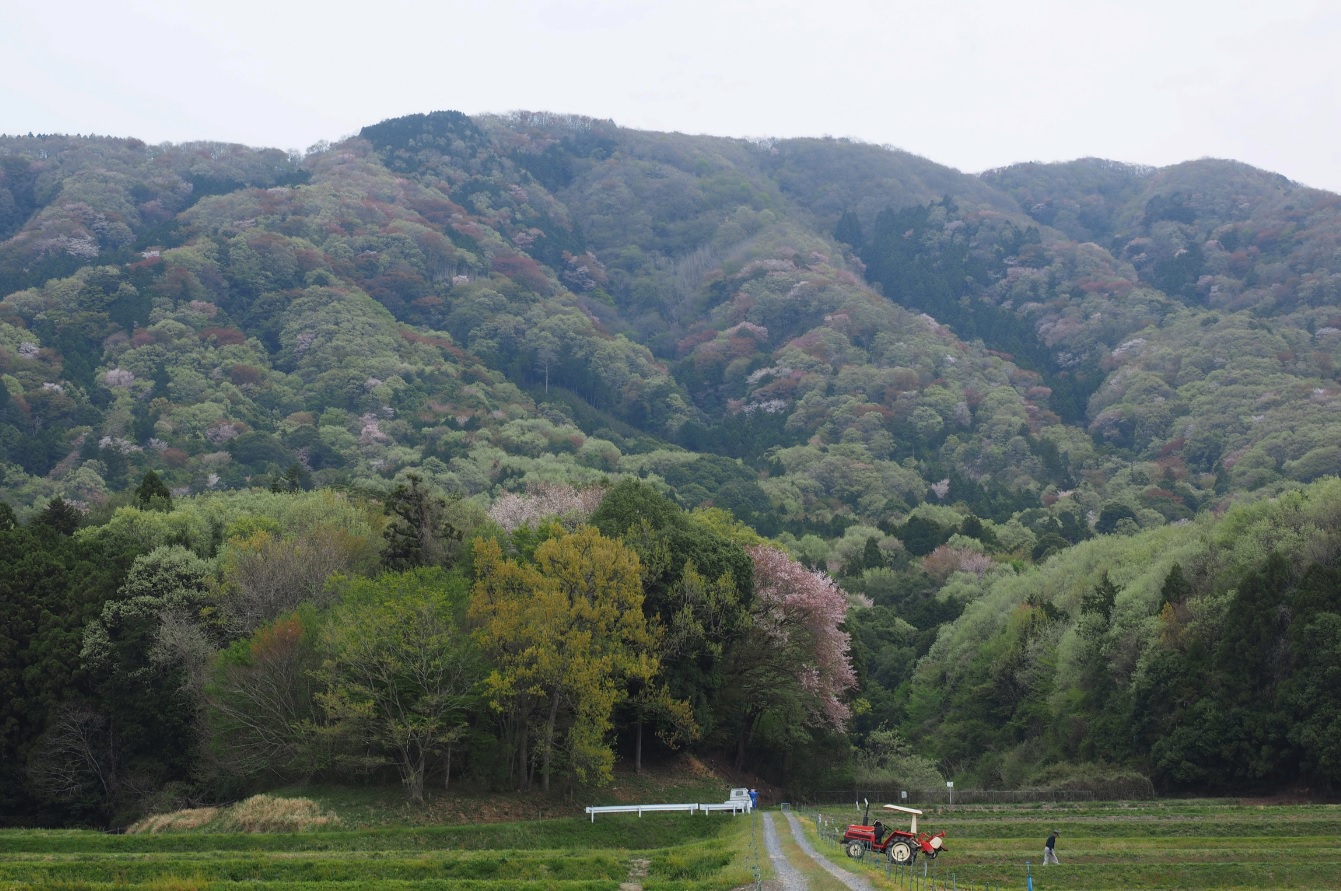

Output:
xmin=724 ymin=545 xmax=857 ymax=769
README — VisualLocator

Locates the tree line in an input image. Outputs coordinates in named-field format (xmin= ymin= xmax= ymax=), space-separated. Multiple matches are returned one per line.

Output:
xmin=0 ymin=474 xmax=855 ymax=826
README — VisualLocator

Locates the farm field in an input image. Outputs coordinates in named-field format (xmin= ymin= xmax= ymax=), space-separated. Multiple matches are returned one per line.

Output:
xmin=803 ymin=800 xmax=1341 ymax=890
xmin=0 ymin=810 xmax=759 ymax=891
xmin=5 ymin=798 xmax=1341 ymax=890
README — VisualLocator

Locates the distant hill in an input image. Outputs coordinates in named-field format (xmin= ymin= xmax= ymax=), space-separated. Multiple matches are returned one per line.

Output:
xmin=4 ymin=114 xmax=1341 ymax=536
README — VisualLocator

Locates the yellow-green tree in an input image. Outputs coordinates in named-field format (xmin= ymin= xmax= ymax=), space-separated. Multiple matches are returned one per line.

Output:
xmin=470 ymin=526 xmax=657 ymax=791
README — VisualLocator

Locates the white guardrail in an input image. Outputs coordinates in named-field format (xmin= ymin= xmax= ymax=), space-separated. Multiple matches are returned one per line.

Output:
xmin=583 ymin=801 xmax=751 ymax=821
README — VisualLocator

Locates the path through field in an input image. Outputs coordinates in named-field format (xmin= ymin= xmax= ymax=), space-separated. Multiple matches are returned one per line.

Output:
xmin=763 ymin=811 xmax=875 ymax=891
xmin=762 ymin=812 xmax=806 ymax=890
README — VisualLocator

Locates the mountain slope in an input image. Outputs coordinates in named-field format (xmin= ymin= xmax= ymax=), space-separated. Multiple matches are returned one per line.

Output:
xmin=4 ymin=115 xmax=1341 ymax=541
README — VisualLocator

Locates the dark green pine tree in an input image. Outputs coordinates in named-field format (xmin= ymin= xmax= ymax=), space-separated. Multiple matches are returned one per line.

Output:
xmin=833 ymin=210 xmax=864 ymax=247
xmin=858 ymin=535 xmax=885 ymax=574
xmin=133 ymin=470 xmax=173 ymax=510
xmin=381 ymin=473 xmax=462 ymax=570
xmin=1082 ymin=570 xmax=1119 ymax=624
xmin=1159 ymin=562 xmax=1193 ymax=606
xmin=34 ymin=497 xmax=81 ymax=536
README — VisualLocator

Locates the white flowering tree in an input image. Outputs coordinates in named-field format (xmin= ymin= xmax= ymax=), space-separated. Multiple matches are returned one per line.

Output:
xmin=486 ymin=481 xmax=604 ymax=532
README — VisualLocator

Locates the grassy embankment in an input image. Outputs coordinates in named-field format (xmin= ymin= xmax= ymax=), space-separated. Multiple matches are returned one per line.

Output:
xmin=802 ymin=799 xmax=1341 ymax=890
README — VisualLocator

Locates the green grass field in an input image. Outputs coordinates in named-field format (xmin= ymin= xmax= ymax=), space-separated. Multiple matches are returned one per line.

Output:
xmin=0 ymin=807 xmax=758 ymax=891
xmin=5 ymin=798 xmax=1341 ymax=890
xmin=805 ymin=800 xmax=1341 ymax=890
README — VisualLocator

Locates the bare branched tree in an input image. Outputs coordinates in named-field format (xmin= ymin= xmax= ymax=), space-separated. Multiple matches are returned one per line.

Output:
xmin=217 ymin=524 xmax=370 ymax=637
xmin=207 ymin=615 xmax=319 ymax=780
xmin=27 ymin=701 xmax=116 ymax=804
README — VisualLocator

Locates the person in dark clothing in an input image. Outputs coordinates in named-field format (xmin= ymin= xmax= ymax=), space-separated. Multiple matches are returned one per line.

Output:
xmin=1044 ymin=830 xmax=1060 ymax=865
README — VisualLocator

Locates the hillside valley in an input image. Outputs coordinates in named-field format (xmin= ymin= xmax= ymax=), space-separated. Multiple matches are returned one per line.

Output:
xmin=3 ymin=112 xmax=1341 ymax=825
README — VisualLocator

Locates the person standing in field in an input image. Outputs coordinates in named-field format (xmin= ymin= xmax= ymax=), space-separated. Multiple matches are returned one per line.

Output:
xmin=1043 ymin=830 xmax=1060 ymax=865
xmin=748 ymin=788 xmax=759 ymax=812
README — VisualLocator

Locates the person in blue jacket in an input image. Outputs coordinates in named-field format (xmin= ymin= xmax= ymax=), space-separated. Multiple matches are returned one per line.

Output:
xmin=748 ymin=788 xmax=759 ymax=811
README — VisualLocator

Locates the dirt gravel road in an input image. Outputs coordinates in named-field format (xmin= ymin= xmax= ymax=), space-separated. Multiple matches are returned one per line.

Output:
xmin=760 ymin=811 xmax=877 ymax=891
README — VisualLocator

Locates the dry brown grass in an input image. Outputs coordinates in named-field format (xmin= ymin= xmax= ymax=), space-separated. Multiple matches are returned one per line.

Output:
xmin=127 ymin=795 xmax=340 ymax=834
xmin=127 ymin=807 xmax=220 ymax=834
xmin=212 ymin=794 xmax=340 ymax=833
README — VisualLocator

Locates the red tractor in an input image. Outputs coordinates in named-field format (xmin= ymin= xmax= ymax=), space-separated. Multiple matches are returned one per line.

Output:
xmin=842 ymin=802 xmax=947 ymax=865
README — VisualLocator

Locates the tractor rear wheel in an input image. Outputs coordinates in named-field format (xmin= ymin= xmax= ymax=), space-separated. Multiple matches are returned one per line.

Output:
xmin=887 ymin=840 xmax=914 ymax=865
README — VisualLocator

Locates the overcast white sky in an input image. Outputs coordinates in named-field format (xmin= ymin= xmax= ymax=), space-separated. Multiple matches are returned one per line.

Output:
xmin=3 ymin=0 xmax=1338 ymax=192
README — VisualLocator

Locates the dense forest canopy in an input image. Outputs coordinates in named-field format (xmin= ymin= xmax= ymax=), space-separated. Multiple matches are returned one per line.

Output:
xmin=4 ymin=113 xmax=1341 ymax=825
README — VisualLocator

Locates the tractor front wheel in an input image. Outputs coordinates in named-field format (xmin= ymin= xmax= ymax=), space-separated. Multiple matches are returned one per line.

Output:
xmin=887 ymin=840 xmax=915 ymax=865
xmin=845 ymin=840 xmax=867 ymax=859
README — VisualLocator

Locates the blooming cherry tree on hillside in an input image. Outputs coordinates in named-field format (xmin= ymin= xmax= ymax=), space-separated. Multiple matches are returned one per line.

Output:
xmin=724 ymin=545 xmax=856 ymax=768
xmin=486 ymin=481 xmax=604 ymax=532
xmin=749 ymin=545 xmax=857 ymax=726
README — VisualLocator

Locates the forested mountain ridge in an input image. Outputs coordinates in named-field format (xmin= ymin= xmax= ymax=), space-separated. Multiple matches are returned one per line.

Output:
xmin=975 ymin=157 xmax=1341 ymax=508
xmin=6 ymin=114 xmax=1341 ymax=534
xmin=5 ymin=113 xmax=1341 ymax=822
